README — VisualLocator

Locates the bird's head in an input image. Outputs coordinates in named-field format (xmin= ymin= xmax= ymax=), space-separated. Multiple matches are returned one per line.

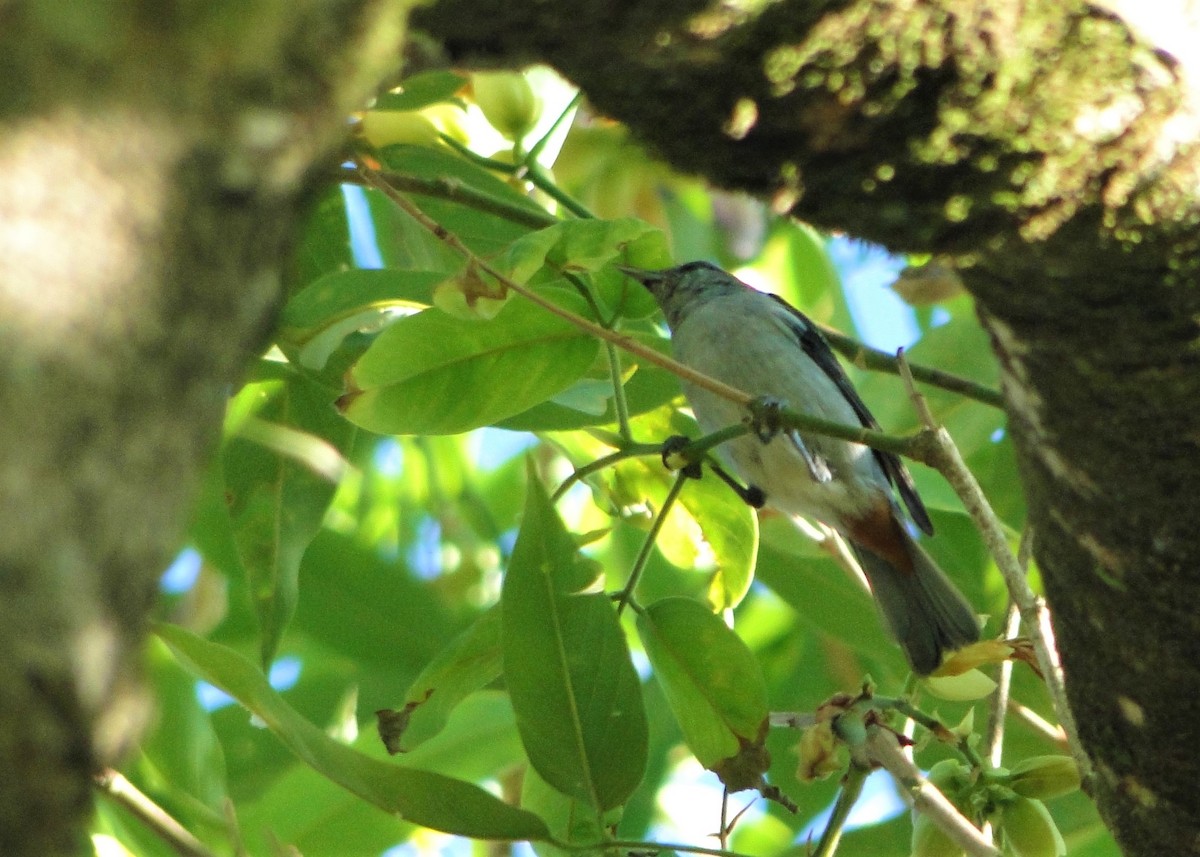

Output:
xmin=618 ymin=261 xmax=743 ymax=328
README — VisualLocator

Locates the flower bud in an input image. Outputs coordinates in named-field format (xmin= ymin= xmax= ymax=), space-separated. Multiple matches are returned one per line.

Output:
xmin=925 ymin=759 xmax=971 ymax=802
xmin=795 ymin=721 xmax=843 ymax=782
xmin=1008 ymin=756 xmax=1081 ymax=801
xmin=923 ymin=668 xmax=997 ymax=702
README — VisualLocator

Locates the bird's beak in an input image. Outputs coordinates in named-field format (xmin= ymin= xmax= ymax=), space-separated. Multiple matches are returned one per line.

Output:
xmin=616 ymin=265 xmax=661 ymax=289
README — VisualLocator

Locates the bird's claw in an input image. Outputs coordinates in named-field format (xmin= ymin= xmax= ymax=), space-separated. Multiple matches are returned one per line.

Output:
xmin=661 ymin=435 xmax=703 ymax=479
xmin=745 ymin=396 xmax=787 ymax=444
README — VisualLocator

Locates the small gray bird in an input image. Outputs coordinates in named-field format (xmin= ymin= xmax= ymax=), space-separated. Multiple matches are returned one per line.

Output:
xmin=622 ymin=261 xmax=980 ymax=674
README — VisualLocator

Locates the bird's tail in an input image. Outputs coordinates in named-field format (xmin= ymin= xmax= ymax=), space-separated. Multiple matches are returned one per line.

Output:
xmin=852 ymin=529 xmax=980 ymax=675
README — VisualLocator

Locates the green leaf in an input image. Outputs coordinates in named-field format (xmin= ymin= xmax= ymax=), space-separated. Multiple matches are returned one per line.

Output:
xmin=293 ymin=530 xmax=459 ymax=671
xmin=521 ymin=765 xmax=609 ymax=857
xmin=377 ymin=145 xmax=551 ymax=254
xmin=342 ymin=292 xmax=600 ymax=435
xmin=636 ymin=597 xmax=769 ymax=774
xmin=498 ymin=218 xmax=669 ymax=284
xmin=502 ymin=463 xmax=648 ymax=811
xmin=374 ymin=71 xmax=467 ymax=111
xmin=142 ymin=639 xmax=228 ymax=812
xmin=497 ymin=345 xmax=680 ymax=432
xmin=383 ymin=606 xmax=504 ymax=752
xmin=280 ymin=268 xmax=442 ymax=342
xmin=224 ymin=374 xmax=354 ymax=667
xmin=677 ymin=472 xmax=759 ymax=611
xmin=188 ymin=456 xmax=247 ymax=583
xmin=156 ymin=623 xmax=551 ymax=843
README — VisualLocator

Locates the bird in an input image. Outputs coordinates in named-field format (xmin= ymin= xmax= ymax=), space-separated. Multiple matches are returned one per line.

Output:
xmin=621 ymin=261 xmax=980 ymax=674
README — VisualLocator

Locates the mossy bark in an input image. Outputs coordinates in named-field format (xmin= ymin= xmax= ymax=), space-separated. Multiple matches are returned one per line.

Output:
xmin=0 ymin=2 xmax=410 ymax=853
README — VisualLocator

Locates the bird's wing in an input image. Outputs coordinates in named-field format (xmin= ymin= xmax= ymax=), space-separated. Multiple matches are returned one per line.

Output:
xmin=767 ymin=294 xmax=934 ymax=535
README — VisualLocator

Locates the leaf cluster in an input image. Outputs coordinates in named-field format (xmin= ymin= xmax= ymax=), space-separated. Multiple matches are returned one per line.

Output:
xmin=94 ymin=68 xmax=1113 ymax=857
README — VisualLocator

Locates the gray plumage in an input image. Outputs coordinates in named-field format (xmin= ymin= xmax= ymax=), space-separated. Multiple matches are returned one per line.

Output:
xmin=623 ymin=261 xmax=979 ymax=674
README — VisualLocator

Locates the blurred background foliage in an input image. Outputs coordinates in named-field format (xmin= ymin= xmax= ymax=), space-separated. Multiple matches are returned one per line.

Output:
xmin=93 ymin=66 xmax=1112 ymax=857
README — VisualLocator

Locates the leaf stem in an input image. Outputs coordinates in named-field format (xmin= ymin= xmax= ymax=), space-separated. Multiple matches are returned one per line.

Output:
xmin=94 ymin=769 xmax=217 ymax=857
xmin=528 ymin=92 xmax=582 ymax=163
xmin=617 ymin=470 xmax=689 ymax=615
xmin=604 ymin=340 xmax=633 ymax=441
xmin=811 ymin=762 xmax=869 ymax=857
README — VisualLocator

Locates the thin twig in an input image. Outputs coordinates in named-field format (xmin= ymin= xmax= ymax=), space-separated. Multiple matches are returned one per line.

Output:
xmin=337 ymin=166 xmax=556 ymax=230
xmin=718 ymin=788 xmax=730 ymax=850
xmin=357 ymin=162 xmax=754 ymax=403
xmin=1007 ymin=700 xmax=1070 ymax=746
xmin=769 ymin=710 xmax=817 ymax=729
xmin=94 ymin=769 xmax=217 ymax=857
xmin=348 ymin=162 xmax=1003 ymax=419
xmin=983 ymin=530 xmax=1031 ymax=770
xmin=865 ymin=730 xmax=1002 ymax=857
xmin=984 ymin=602 xmax=1022 ymax=768
xmin=604 ymin=340 xmax=633 ymax=441
xmin=820 ymin=326 xmax=1003 ymax=408
xmin=894 ymin=355 xmax=1089 ymax=782
xmin=931 ymin=431 xmax=1084 ymax=770
xmin=553 ymin=445 xmax=656 ymax=502
xmin=355 ymin=161 xmax=978 ymax=467
xmin=596 ymin=840 xmax=751 ymax=857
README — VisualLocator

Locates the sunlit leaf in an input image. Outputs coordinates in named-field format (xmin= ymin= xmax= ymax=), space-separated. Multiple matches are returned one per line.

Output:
xmin=342 ymin=291 xmax=600 ymax=435
xmin=376 ymin=145 xmax=552 ymax=254
xmin=373 ymin=71 xmax=468 ymax=111
xmin=498 ymin=343 xmax=680 ymax=431
xmin=497 ymin=217 xmax=670 ymax=284
xmin=280 ymin=268 xmax=442 ymax=343
xmin=636 ymin=597 xmax=769 ymax=783
xmin=676 ymin=474 xmax=758 ymax=611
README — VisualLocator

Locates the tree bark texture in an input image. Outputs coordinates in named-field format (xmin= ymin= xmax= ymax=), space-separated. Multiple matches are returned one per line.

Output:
xmin=0 ymin=3 xmax=409 ymax=854
xmin=413 ymin=1 xmax=1200 ymax=855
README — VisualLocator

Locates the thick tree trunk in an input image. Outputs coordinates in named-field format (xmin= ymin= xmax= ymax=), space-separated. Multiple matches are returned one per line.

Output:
xmin=0 ymin=3 xmax=409 ymax=853
xmin=413 ymin=2 xmax=1200 ymax=855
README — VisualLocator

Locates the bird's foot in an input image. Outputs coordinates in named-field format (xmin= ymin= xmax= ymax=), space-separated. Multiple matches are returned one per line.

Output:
xmin=660 ymin=435 xmax=703 ymax=479
xmin=745 ymin=396 xmax=788 ymax=444
xmin=709 ymin=463 xmax=766 ymax=508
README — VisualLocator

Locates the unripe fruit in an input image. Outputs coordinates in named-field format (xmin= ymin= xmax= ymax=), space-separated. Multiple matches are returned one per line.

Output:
xmin=361 ymin=111 xmax=441 ymax=148
xmin=1008 ymin=756 xmax=1081 ymax=801
xmin=473 ymin=71 xmax=541 ymax=139
xmin=910 ymin=811 xmax=966 ymax=857
xmin=1000 ymin=797 xmax=1065 ymax=857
